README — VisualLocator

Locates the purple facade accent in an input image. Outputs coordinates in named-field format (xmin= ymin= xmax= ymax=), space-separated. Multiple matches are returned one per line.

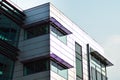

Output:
xmin=50 ymin=53 xmax=73 ymax=68
xmin=50 ymin=17 xmax=72 ymax=34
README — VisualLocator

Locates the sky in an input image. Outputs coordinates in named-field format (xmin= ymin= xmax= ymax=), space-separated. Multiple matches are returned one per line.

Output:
xmin=11 ymin=0 xmax=120 ymax=80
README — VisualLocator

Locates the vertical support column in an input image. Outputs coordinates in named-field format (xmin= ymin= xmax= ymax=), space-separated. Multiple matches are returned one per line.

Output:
xmin=87 ymin=44 xmax=91 ymax=80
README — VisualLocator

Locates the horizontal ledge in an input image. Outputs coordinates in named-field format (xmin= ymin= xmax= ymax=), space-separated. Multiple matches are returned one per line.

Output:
xmin=91 ymin=51 xmax=113 ymax=67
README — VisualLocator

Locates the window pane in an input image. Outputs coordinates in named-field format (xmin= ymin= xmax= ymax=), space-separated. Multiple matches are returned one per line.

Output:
xmin=51 ymin=61 xmax=68 ymax=79
xmin=102 ymin=74 xmax=107 ymax=80
xmin=75 ymin=43 xmax=82 ymax=55
xmin=91 ymin=67 xmax=97 ymax=80
xmin=76 ymin=76 xmax=82 ymax=80
xmin=58 ymin=65 xmax=68 ymax=79
xmin=24 ymin=23 xmax=49 ymax=39
xmin=76 ymin=53 xmax=82 ymax=60
xmin=0 ymin=54 xmax=14 ymax=80
xmin=97 ymin=71 xmax=102 ymax=80
xmin=0 ymin=14 xmax=20 ymax=46
xmin=75 ymin=42 xmax=83 ymax=79
xmin=50 ymin=25 xmax=58 ymax=37
xmin=50 ymin=25 xmax=67 ymax=44
xmin=76 ymin=58 xmax=82 ymax=78
xmin=51 ymin=61 xmax=57 ymax=73
xmin=24 ymin=59 xmax=49 ymax=76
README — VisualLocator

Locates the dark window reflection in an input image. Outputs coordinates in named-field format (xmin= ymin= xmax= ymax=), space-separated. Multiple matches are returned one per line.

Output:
xmin=24 ymin=23 xmax=49 ymax=39
xmin=0 ymin=14 xmax=20 ymax=47
xmin=23 ymin=58 xmax=49 ymax=76
xmin=0 ymin=54 xmax=14 ymax=80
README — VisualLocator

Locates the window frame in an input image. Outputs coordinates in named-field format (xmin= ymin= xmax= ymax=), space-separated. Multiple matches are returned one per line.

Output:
xmin=75 ymin=42 xmax=83 ymax=80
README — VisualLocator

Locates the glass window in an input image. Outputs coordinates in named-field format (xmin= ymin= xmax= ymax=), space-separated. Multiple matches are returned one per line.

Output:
xmin=50 ymin=25 xmax=67 ymax=44
xmin=51 ymin=61 xmax=58 ymax=73
xmin=24 ymin=23 xmax=49 ymax=39
xmin=91 ymin=67 xmax=97 ymax=80
xmin=58 ymin=65 xmax=68 ymax=79
xmin=91 ymin=54 xmax=107 ymax=80
xmin=51 ymin=61 xmax=68 ymax=79
xmin=0 ymin=14 xmax=20 ymax=46
xmin=76 ymin=58 xmax=83 ymax=78
xmin=75 ymin=42 xmax=83 ymax=80
xmin=75 ymin=43 xmax=82 ymax=55
xmin=91 ymin=55 xmax=107 ymax=78
xmin=102 ymin=74 xmax=107 ymax=80
xmin=0 ymin=54 xmax=14 ymax=80
xmin=97 ymin=71 xmax=102 ymax=80
xmin=23 ymin=58 xmax=49 ymax=76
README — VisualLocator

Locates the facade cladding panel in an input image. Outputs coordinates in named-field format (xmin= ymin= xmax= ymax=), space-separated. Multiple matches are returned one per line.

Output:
xmin=0 ymin=1 xmax=113 ymax=80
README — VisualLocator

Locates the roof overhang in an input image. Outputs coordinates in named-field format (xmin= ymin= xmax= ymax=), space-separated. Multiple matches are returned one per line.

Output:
xmin=90 ymin=51 xmax=113 ymax=67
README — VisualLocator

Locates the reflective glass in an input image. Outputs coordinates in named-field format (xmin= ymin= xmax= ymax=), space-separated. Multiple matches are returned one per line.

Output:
xmin=76 ymin=58 xmax=83 ymax=78
xmin=102 ymin=74 xmax=107 ymax=80
xmin=75 ymin=42 xmax=83 ymax=80
xmin=24 ymin=23 xmax=49 ymax=39
xmin=97 ymin=71 xmax=102 ymax=80
xmin=51 ymin=61 xmax=57 ymax=73
xmin=91 ymin=67 xmax=97 ymax=80
xmin=75 ymin=43 xmax=82 ymax=55
xmin=50 ymin=25 xmax=67 ymax=44
xmin=51 ymin=61 xmax=68 ymax=79
xmin=0 ymin=14 xmax=20 ymax=46
xmin=58 ymin=65 xmax=68 ymax=79
xmin=23 ymin=59 xmax=49 ymax=76
xmin=0 ymin=54 xmax=14 ymax=80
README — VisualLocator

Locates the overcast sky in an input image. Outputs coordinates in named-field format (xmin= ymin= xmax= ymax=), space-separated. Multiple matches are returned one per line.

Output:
xmin=11 ymin=0 xmax=120 ymax=80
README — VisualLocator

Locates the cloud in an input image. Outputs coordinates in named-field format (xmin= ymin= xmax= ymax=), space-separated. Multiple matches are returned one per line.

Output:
xmin=102 ymin=35 xmax=120 ymax=80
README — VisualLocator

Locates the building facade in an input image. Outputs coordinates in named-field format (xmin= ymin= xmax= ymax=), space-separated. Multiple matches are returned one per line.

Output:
xmin=0 ymin=0 xmax=113 ymax=80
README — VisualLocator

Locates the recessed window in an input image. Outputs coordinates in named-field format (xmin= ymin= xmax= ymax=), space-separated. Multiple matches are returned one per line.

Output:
xmin=51 ymin=61 xmax=68 ymax=79
xmin=0 ymin=14 xmax=20 ymax=46
xmin=23 ymin=59 xmax=50 ymax=76
xmin=24 ymin=23 xmax=49 ymax=39
xmin=50 ymin=24 xmax=67 ymax=44
xmin=91 ymin=55 xmax=107 ymax=80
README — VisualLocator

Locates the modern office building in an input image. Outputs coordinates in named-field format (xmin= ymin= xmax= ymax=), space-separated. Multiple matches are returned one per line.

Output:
xmin=0 ymin=0 xmax=113 ymax=80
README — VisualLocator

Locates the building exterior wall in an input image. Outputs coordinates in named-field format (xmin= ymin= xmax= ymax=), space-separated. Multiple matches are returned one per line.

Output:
xmin=23 ymin=3 xmax=50 ymax=25
xmin=0 ymin=1 xmax=112 ymax=80
xmin=49 ymin=3 xmax=104 ymax=80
